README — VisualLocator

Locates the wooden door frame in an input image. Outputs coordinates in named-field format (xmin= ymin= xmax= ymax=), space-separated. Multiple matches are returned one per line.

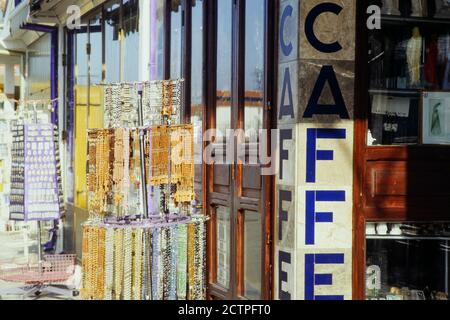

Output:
xmin=164 ymin=0 xmax=277 ymax=300
xmin=203 ymin=0 xmax=276 ymax=300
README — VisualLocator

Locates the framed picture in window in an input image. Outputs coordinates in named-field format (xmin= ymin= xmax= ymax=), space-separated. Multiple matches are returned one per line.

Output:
xmin=422 ymin=91 xmax=450 ymax=145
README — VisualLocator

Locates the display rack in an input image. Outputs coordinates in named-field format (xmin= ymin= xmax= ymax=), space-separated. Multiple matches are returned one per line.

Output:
xmin=0 ymin=101 xmax=14 ymax=230
xmin=0 ymin=102 xmax=76 ymax=299
xmin=81 ymin=80 xmax=206 ymax=300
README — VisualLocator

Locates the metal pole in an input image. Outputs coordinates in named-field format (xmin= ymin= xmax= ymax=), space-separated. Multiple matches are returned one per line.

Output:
xmin=37 ymin=221 xmax=43 ymax=263
xmin=32 ymin=103 xmax=43 ymax=265
xmin=446 ymin=240 xmax=449 ymax=295
xmin=137 ymin=90 xmax=149 ymax=219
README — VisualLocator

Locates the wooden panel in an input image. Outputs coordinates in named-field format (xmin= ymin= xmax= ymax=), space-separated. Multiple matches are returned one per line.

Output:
xmin=236 ymin=197 xmax=260 ymax=212
xmin=214 ymin=165 xmax=230 ymax=186
xmin=364 ymin=160 xmax=450 ymax=214
xmin=242 ymin=165 xmax=261 ymax=190
xmin=366 ymin=146 xmax=450 ymax=161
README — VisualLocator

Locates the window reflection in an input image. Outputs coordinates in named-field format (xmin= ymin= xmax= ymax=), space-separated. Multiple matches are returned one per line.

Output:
xmin=170 ymin=0 xmax=182 ymax=79
xmin=216 ymin=206 xmax=231 ymax=289
xmin=104 ymin=1 xmax=121 ymax=83
xmin=75 ymin=28 xmax=88 ymax=88
xmin=89 ymin=16 xmax=103 ymax=87
xmin=150 ymin=0 xmax=165 ymax=80
xmin=123 ymin=0 xmax=140 ymax=82
xmin=191 ymin=0 xmax=204 ymax=205
xmin=366 ymin=222 xmax=450 ymax=300
xmin=216 ymin=0 xmax=232 ymax=139
xmin=244 ymin=211 xmax=262 ymax=299
xmin=244 ymin=0 xmax=264 ymax=140
xmin=28 ymin=34 xmax=51 ymax=100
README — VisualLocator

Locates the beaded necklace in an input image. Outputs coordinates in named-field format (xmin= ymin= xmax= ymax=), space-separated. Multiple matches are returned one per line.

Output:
xmin=151 ymin=227 xmax=163 ymax=300
xmin=104 ymin=227 xmax=114 ymax=300
xmin=123 ymin=228 xmax=133 ymax=300
xmin=114 ymin=228 xmax=124 ymax=300
xmin=132 ymin=228 xmax=143 ymax=300
xmin=176 ymin=224 xmax=188 ymax=300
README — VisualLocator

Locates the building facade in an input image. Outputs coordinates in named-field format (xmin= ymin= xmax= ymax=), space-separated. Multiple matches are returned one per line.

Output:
xmin=1 ymin=0 xmax=449 ymax=300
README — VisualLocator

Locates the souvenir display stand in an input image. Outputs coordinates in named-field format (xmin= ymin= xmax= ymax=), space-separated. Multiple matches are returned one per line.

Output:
xmin=0 ymin=102 xmax=77 ymax=299
xmin=81 ymin=80 xmax=207 ymax=300
xmin=0 ymin=101 xmax=14 ymax=231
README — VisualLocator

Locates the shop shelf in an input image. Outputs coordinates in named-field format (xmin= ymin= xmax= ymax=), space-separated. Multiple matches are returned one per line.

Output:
xmin=381 ymin=14 xmax=450 ymax=26
xmin=367 ymin=235 xmax=450 ymax=241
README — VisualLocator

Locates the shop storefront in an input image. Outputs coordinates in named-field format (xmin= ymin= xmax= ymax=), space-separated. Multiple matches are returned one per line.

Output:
xmin=354 ymin=0 xmax=450 ymax=300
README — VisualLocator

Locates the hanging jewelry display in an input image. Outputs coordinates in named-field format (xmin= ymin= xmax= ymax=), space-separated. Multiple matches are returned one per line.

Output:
xmin=114 ymin=228 xmax=124 ymax=300
xmin=81 ymin=224 xmax=106 ymax=300
xmin=148 ymin=126 xmax=171 ymax=186
xmin=141 ymin=228 xmax=152 ymax=300
xmin=87 ymin=128 xmax=141 ymax=219
xmin=103 ymin=80 xmax=183 ymax=128
xmin=146 ymin=125 xmax=195 ymax=206
xmin=132 ymin=227 xmax=143 ymax=300
xmin=123 ymin=227 xmax=133 ymax=300
xmin=9 ymin=123 xmax=64 ymax=221
xmin=151 ymin=226 xmax=163 ymax=300
xmin=170 ymin=125 xmax=195 ymax=205
xmin=176 ymin=223 xmax=188 ymax=300
xmin=82 ymin=79 xmax=207 ymax=301
xmin=104 ymin=227 xmax=114 ymax=300
xmin=81 ymin=217 xmax=207 ymax=301
xmin=103 ymin=84 xmax=139 ymax=128
xmin=142 ymin=80 xmax=183 ymax=126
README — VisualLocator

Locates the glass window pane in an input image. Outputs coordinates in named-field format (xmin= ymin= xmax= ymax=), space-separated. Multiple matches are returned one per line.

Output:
xmin=244 ymin=211 xmax=262 ymax=299
xmin=123 ymin=0 xmax=140 ymax=82
xmin=216 ymin=0 xmax=233 ymax=139
xmin=191 ymin=0 xmax=204 ymax=204
xmin=244 ymin=0 xmax=264 ymax=137
xmin=150 ymin=0 xmax=165 ymax=80
xmin=75 ymin=28 xmax=88 ymax=87
xmin=170 ymin=0 xmax=182 ymax=79
xmin=216 ymin=206 xmax=231 ymax=289
xmin=28 ymin=34 xmax=51 ymax=101
xmin=367 ymin=2 xmax=450 ymax=146
xmin=89 ymin=16 xmax=103 ymax=86
xmin=366 ymin=222 xmax=450 ymax=300
xmin=105 ymin=0 xmax=121 ymax=83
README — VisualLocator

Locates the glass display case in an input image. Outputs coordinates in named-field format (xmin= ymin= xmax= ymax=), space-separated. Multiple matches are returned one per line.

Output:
xmin=366 ymin=222 xmax=450 ymax=300
xmin=367 ymin=0 xmax=450 ymax=146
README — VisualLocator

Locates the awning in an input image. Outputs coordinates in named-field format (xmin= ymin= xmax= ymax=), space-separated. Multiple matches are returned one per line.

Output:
xmin=9 ymin=1 xmax=30 ymax=35
xmin=29 ymin=0 xmax=107 ymax=24
xmin=0 ymin=1 xmax=42 ymax=50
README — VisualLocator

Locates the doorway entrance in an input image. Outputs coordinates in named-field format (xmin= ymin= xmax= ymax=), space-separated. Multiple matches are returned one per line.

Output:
xmin=206 ymin=0 xmax=276 ymax=300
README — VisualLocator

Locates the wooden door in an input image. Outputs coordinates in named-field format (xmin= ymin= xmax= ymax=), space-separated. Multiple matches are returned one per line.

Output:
xmin=206 ymin=0 xmax=275 ymax=300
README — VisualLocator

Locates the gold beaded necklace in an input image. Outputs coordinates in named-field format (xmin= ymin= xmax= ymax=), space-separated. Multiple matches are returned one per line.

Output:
xmin=114 ymin=228 xmax=124 ymax=300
